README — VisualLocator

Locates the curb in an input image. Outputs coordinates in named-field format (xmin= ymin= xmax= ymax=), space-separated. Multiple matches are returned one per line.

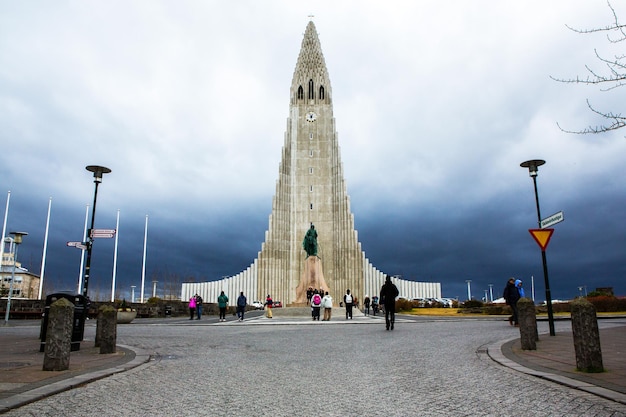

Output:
xmin=0 ymin=344 xmax=152 ymax=414
xmin=485 ymin=337 xmax=626 ymax=405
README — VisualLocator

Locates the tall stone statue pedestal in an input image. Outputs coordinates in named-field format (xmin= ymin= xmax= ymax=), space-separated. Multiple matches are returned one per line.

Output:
xmin=295 ymin=256 xmax=329 ymax=303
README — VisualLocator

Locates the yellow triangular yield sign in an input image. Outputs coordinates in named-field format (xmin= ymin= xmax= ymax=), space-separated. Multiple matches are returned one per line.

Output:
xmin=529 ymin=228 xmax=554 ymax=251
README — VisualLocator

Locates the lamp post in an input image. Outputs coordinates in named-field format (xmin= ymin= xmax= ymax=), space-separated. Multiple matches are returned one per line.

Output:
xmin=4 ymin=231 xmax=27 ymax=325
xmin=520 ymin=159 xmax=555 ymax=336
xmin=131 ymin=285 xmax=136 ymax=303
xmin=465 ymin=280 xmax=472 ymax=301
xmin=82 ymin=165 xmax=111 ymax=299
xmin=488 ymin=284 xmax=494 ymax=302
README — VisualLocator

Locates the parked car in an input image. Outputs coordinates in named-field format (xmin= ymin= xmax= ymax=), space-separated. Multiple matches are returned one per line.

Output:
xmin=272 ymin=300 xmax=283 ymax=308
xmin=251 ymin=301 xmax=264 ymax=310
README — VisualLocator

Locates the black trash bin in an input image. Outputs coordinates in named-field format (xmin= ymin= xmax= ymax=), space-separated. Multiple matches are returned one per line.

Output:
xmin=164 ymin=305 xmax=172 ymax=317
xmin=40 ymin=292 xmax=89 ymax=352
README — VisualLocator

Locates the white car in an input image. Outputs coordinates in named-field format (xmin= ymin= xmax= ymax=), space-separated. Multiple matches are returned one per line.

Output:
xmin=251 ymin=301 xmax=264 ymax=310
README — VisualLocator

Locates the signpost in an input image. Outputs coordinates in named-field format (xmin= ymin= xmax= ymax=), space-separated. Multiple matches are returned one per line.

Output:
xmin=67 ymin=241 xmax=88 ymax=250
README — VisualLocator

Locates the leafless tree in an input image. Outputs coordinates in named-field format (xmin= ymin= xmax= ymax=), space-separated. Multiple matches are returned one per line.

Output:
xmin=552 ymin=1 xmax=626 ymax=134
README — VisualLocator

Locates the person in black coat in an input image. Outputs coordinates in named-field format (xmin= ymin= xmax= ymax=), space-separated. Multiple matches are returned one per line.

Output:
xmin=503 ymin=278 xmax=520 ymax=326
xmin=380 ymin=275 xmax=400 ymax=331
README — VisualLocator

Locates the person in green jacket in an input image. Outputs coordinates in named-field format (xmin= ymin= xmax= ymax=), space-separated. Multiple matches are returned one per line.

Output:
xmin=218 ymin=291 xmax=229 ymax=322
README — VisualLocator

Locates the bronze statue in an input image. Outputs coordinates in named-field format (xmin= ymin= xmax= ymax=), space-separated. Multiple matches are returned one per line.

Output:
xmin=302 ymin=224 xmax=318 ymax=257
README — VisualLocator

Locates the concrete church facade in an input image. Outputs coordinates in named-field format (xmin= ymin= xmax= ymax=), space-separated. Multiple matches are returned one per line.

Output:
xmin=182 ymin=22 xmax=441 ymax=305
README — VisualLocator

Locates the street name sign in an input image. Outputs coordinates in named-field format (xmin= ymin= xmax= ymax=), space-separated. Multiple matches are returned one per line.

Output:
xmin=541 ymin=211 xmax=564 ymax=229
xmin=90 ymin=229 xmax=116 ymax=239
xmin=529 ymin=228 xmax=554 ymax=251
xmin=67 ymin=241 xmax=88 ymax=250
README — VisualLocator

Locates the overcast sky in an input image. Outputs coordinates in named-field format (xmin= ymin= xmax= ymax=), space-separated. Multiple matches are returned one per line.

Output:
xmin=1 ymin=1 xmax=625 ymax=302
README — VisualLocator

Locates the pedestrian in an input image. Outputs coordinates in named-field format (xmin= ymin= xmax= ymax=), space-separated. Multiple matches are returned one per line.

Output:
xmin=363 ymin=295 xmax=371 ymax=316
xmin=372 ymin=295 xmax=379 ymax=316
xmin=237 ymin=291 xmax=247 ymax=321
xmin=188 ymin=296 xmax=197 ymax=320
xmin=380 ymin=275 xmax=399 ymax=330
xmin=344 ymin=289 xmax=354 ymax=319
xmin=195 ymin=294 xmax=203 ymax=320
xmin=311 ymin=290 xmax=322 ymax=321
xmin=516 ymin=279 xmax=525 ymax=298
xmin=503 ymin=278 xmax=521 ymax=326
xmin=218 ymin=291 xmax=229 ymax=322
xmin=265 ymin=294 xmax=273 ymax=318
xmin=322 ymin=291 xmax=333 ymax=321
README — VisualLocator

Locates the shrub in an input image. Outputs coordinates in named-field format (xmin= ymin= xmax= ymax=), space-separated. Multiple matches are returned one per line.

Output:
xmin=396 ymin=298 xmax=414 ymax=312
xmin=461 ymin=300 xmax=484 ymax=309
xmin=586 ymin=295 xmax=626 ymax=312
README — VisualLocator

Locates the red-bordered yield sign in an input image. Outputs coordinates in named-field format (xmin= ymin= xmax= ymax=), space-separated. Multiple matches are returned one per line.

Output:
xmin=529 ymin=228 xmax=554 ymax=251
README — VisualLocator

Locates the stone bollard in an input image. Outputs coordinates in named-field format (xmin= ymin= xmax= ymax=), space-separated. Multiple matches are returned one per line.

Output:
xmin=95 ymin=305 xmax=109 ymax=348
xmin=571 ymin=298 xmax=603 ymax=373
xmin=99 ymin=305 xmax=117 ymax=354
xmin=517 ymin=297 xmax=537 ymax=350
xmin=43 ymin=298 xmax=74 ymax=371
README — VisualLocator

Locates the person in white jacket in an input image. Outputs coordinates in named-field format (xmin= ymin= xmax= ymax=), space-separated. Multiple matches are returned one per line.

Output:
xmin=321 ymin=292 xmax=333 ymax=321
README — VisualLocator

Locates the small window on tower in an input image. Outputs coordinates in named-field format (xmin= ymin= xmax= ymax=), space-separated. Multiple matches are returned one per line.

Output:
xmin=309 ymin=150 xmax=313 ymax=157
xmin=319 ymin=86 xmax=325 ymax=100
xmin=309 ymin=167 xmax=313 ymax=174
xmin=310 ymin=203 xmax=313 ymax=210
xmin=310 ymin=185 xmax=313 ymax=192
xmin=308 ymin=79 xmax=314 ymax=99
xmin=297 ymin=86 xmax=304 ymax=100
xmin=309 ymin=133 xmax=313 ymax=140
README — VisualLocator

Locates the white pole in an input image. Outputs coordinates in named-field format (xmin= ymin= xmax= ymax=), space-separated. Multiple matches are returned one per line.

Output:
xmin=111 ymin=209 xmax=120 ymax=302
xmin=531 ymin=275 xmax=535 ymax=302
xmin=140 ymin=214 xmax=148 ymax=303
xmin=78 ymin=205 xmax=89 ymax=294
xmin=38 ymin=197 xmax=52 ymax=299
xmin=0 ymin=191 xmax=10 ymax=271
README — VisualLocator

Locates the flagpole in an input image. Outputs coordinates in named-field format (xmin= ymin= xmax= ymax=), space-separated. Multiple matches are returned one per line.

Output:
xmin=0 ymin=191 xmax=10 ymax=271
xmin=140 ymin=214 xmax=148 ymax=303
xmin=78 ymin=205 xmax=89 ymax=294
xmin=111 ymin=209 xmax=120 ymax=302
xmin=38 ymin=197 xmax=52 ymax=300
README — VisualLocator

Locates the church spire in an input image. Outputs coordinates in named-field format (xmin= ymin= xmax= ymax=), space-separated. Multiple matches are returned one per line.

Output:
xmin=291 ymin=21 xmax=332 ymax=106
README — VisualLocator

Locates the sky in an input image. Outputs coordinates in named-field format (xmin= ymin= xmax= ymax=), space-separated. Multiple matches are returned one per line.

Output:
xmin=1 ymin=1 xmax=625 ymax=302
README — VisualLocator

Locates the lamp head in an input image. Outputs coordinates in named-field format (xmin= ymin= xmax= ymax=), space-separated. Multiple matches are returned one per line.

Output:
xmin=520 ymin=159 xmax=545 ymax=177
xmin=86 ymin=165 xmax=112 ymax=183
xmin=9 ymin=231 xmax=28 ymax=245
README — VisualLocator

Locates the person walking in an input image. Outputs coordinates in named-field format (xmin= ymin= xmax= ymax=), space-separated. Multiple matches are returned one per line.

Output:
xmin=195 ymin=294 xmax=203 ymax=320
xmin=265 ymin=294 xmax=273 ymax=318
xmin=380 ymin=275 xmax=399 ymax=330
xmin=372 ymin=295 xmax=379 ymax=316
xmin=504 ymin=278 xmax=521 ymax=325
xmin=218 ymin=291 xmax=229 ymax=322
xmin=503 ymin=278 xmax=521 ymax=326
xmin=363 ymin=295 xmax=371 ymax=316
xmin=322 ymin=291 xmax=333 ymax=321
xmin=236 ymin=291 xmax=247 ymax=321
xmin=311 ymin=290 xmax=322 ymax=321
xmin=344 ymin=289 xmax=354 ymax=320
xmin=188 ymin=295 xmax=197 ymax=320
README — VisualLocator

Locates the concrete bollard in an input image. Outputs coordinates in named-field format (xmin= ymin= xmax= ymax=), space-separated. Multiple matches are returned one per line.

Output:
xmin=95 ymin=305 xmax=110 ymax=348
xmin=99 ymin=305 xmax=117 ymax=354
xmin=43 ymin=298 xmax=74 ymax=371
xmin=571 ymin=298 xmax=604 ymax=373
xmin=517 ymin=297 xmax=537 ymax=350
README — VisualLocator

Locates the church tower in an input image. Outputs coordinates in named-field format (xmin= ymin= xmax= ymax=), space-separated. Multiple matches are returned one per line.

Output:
xmin=181 ymin=22 xmax=442 ymax=306
xmin=256 ymin=21 xmax=364 ymax=304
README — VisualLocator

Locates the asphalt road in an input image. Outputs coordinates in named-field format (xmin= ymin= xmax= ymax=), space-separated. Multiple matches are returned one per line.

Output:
xmin=5 ymin=314 xmax=626 ymax=417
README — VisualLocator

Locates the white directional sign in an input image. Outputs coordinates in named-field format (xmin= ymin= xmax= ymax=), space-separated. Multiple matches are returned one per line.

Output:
xmin=67 ymin=241 xmax=88 ymax=250
xmin=90 ymin=229 xmax=116 ymax=238
xmin=541 ymin=211 xmax=564 ymax=229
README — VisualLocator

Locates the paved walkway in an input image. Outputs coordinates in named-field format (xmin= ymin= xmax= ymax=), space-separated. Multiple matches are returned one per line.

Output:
xmin=0 ymin=312 xmax=625 ymax=414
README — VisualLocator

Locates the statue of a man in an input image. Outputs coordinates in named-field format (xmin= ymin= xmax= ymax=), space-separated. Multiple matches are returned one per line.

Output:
xmin=302 ymin=224 xmax=318 ymax=257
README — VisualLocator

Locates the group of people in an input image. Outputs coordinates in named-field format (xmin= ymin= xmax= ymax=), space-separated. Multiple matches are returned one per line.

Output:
xmin=502 ymin=278 xmax=525 ymax=326
xmin=362 ymin=295 xmax=380 ymax=316
xmin=186 ymin=274 xmax=401 ymax=330
xmin=187 ymin=291 xmax=249 ymax=322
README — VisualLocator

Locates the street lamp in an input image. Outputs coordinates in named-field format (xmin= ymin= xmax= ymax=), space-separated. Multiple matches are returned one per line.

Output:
xmin=82 ymin=165 xmax=111 ymax=299
xmin=465 ymin=280 xmax=472 ymax=301
xmin=4 ymin=231 xmax=27 ymax=325
xmin=520 ymin=159 xmax=555 ymax=336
